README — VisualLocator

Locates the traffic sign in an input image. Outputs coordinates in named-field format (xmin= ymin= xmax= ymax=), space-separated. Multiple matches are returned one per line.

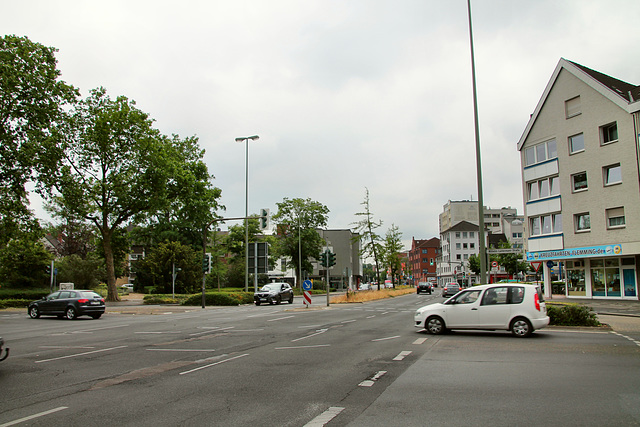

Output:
xmin=303 ymin=280 xmax=312 ymax=291
xmin=491 ymin=261 xmax=498 ymax=268
xmin=531 ymin=261 xmax=542 ymax=272
xmin=303 ymin=291 xmax=312 ymax=307
xmin=487 ymin=248 xmax=522 ymax=254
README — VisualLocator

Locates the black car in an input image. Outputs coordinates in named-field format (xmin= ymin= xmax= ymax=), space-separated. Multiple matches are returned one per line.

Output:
xmin=254 ymin=283 xmax=294 ymax=305
xmin=0 ymin=337 xmax=8 ymax=362
xmin=417 ymin=282 xmax=433 ymax=294
xmin=28 ymin=290 xmax=105 ymax=320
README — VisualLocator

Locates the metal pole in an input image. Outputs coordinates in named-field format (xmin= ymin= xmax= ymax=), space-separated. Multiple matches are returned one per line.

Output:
xmin=172 ymin=262 xmax=175 ymax=299
xmin=467 ymin=0 xmax=487 ymax=284
xmin=244 ymin=138 xmax=249 ymax=293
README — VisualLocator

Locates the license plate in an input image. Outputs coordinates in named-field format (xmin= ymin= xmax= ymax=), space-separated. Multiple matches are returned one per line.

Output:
xmin=90 ymin=301 xmax=99 ymax=305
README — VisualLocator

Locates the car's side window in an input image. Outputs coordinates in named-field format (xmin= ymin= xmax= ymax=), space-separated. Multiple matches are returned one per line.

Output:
xmin=481 ymin=287 xmax=509 ymax=305
xmin=453 ymin=290 xmax=481 ymax=304
xmin=59 ymin=291 xmax=71 ymax=299
xmin=47 ymin=292 xmax=61 ymax=300
xmin=509 ymin=287 xmax=525 ymax=304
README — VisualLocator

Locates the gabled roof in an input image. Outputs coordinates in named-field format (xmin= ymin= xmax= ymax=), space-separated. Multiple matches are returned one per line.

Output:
xmin=517 ymin=58 xmax=640 ymax=150
xmin=443 ymin=220 xmax=478 ymax=233
xmin=412 ymin=237 xmax=440 ymax=249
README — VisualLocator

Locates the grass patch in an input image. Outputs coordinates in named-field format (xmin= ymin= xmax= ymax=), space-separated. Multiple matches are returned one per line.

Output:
xmin=330 ymin=287 xmax=415 ymax=303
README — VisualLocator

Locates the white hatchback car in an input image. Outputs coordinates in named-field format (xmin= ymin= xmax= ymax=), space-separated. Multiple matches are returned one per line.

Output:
xmin=415 ymin=283 xmax=549 ymax=337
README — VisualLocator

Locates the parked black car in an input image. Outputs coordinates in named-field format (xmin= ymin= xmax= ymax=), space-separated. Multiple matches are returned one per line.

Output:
xmin=28 ymin=290 xmax=105 ymax=320
xmin=417 ymin=282 xmax=433 ymax=294
xmin=254 ymin=283 xmax=294 ymax=305
xmin=0 ymin=337 xmax=8 ymax=362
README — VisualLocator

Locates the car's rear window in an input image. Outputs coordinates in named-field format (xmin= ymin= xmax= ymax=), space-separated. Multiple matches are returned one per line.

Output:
xmin=78 ymin=291 xmax=101 ymax=298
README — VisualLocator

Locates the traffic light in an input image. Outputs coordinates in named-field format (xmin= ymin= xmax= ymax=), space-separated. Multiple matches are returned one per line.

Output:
xmin=259 ymin=208 xmax=270 ymax=230
xmin=328 ymin=251 xmax=336 ymax=267
xmin=202 ymin=253 xmax=211 ymax=273
xmin=319 ymin=251 xmax=328 ymax=268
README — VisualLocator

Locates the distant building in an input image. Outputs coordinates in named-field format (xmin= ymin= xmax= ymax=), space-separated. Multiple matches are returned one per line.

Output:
xmin=409 ymin=237 xmax=440 ymax=284
xmin=517 ymin=58 xmax=639 ymax=299
xmin=310 ymin=229 xmax=362 ymax=290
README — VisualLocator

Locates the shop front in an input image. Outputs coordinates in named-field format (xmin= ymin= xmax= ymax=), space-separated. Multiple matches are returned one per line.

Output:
xmin=526 ymin=244 xmax=638 ymax=300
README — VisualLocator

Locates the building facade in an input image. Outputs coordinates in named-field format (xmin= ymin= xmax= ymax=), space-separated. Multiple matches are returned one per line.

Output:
xmin=408 ymin=237 xmax=440 ymax=285
xmin=438 ymin=221 xmax=480 ymax=287
xmin=517 ymin=58 xmax=640 ymax=300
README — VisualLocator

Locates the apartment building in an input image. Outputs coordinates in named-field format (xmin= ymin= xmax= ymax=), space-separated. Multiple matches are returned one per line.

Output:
xmin=517 ymin=58 xmax=640 ymax=300
xmin=408 ymin=237 xmax=440 ymax=284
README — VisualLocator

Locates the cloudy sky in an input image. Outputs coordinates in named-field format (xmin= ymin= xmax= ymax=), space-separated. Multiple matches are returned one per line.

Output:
xmin=4 ymin=0 xmax=640 ymax=249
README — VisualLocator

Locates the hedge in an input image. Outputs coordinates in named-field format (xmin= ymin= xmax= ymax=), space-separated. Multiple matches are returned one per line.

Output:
xmin=547 ymin=303 xmax=601 ymax=326
xmin=182 ymin=292 xmax=253 ymax=306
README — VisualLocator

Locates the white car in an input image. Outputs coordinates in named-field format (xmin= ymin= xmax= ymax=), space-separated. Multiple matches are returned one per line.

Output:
xmin=415 ymin=283 xmax=549 ymax=337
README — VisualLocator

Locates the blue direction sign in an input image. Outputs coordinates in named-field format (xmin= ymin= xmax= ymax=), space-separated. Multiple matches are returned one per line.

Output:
xmin=302 ymin=280 xmax=312 ymax=291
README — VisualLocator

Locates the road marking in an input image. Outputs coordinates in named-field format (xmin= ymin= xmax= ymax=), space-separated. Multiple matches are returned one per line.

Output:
xmin=35 ymin=346 xmax=127 ymax=363
xmin=393 ymin=351 xmax=412 ymax=361
xmin=275 ymin=344 xmax=331 ymax=350
xmin=341 ymin=319 xmax=356 ymax=324
xmin=371 ymin=335 xmax=401 ymax=342
xmin=304 ymin=407 xmax=345 ymax=426
xmin=147 ymin=348 xmax=217 ymax=352
xmin=179 ymin=353 xmax=249 ymax=375
xmin=366 ymin=315 xmax=376 ymax=319
xmin=413 ymin=338 xmax=428 ymax=345
xmin=611 ymin=331 xmax=640 ymax=346
xmin=134 ymin=331 xmax=183 ymax=334
xmin=292 ymin=329 xmax=328 ymax=342
xmin=72 ymin=324 xmax=130 ymax=333
xmin=190 ymin=326 xmax=234 ymax=336
xmin=0 ymin=406 xmax=68 ymax=426
xmin=359 ymin=370 xmax=387 ymax=387
xmin=268 ymin=315 xmax=295 ymax=322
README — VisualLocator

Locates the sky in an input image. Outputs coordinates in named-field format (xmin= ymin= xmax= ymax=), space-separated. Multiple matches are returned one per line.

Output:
xmin=4 ymin=0 xmax=640 ymax=250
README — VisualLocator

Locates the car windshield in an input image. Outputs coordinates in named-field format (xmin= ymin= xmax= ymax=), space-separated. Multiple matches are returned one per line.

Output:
xmin=259 ymin=285 xmax=278 ymax=292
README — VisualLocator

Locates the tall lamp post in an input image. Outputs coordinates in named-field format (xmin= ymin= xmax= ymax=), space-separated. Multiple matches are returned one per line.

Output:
xmin=236 ymin=135 xmax=259 ymax=292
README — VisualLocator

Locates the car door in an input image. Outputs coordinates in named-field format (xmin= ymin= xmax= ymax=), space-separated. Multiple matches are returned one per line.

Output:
xmin=443 ymin=289 xmax=481 ymax=328
xmin=39 ymin=292 xmax=60 ymax=314
xmin=476 ymin=286 xmax=511 ymax=328
xmin=52 ymin=291 xmax=73 ymax=314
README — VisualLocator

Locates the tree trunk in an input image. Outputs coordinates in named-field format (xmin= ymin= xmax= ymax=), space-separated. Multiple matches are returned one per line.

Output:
xmin=101 ymin=228 xmax=120 ymax=302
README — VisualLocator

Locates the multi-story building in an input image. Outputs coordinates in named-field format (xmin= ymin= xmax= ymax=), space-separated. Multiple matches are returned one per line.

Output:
xmin=408 ymin=237 xmax=440 ymax=285
xmin=517 ymin=58 xmax=639 ymax=300
xmin=439 ymin=200 xmax=521 ymax=242
xmin=438 ymin=221 xmax=481 ymax=287
xmin=311 ymin=229 xmax=362 ymax=289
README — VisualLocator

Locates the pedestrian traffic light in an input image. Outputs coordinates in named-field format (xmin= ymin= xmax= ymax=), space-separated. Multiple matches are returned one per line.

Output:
xmin=328 ymin=251 xmax=336 ymax=267
xmin=202 ymin=253 xmax=211 ymax=273
xmin=259 ymin=208 xmax=270 ymax=230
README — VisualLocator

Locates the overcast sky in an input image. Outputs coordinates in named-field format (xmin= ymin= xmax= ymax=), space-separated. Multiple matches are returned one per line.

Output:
xmin=4 ymin=0 xmax=640 ymax=249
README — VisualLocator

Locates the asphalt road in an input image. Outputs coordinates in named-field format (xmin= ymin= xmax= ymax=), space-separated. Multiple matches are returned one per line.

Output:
xmin=1 ymin=293 xmax=639 ymax=426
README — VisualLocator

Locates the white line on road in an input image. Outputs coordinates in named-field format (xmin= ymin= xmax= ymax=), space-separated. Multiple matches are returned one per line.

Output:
xmin=341 ymin=319 xmax=356 ymax=324
xmin=304 ymin=407 xmax=345 ymax=426
xmin=134 ymin=331 xmax=183 ymax=334
xmin=412 ymin=337 xmax=428 ymax=345
xmin=189 ymin=326 xmax=234 ymax=336
xmin=291 ymin=329 xmax=328 ymax=342
xmin=393 ymin=351 xmax=412 ymax=361
xmin=146 ymin=349 xmax=217 ymax=352
xmin=0 ymin=406 xmax=68 ymax=427
xmin=268 ymin=315 xmax=295 ymax=322
xmin=366 ymin=315 xmax=376 ymax=319
xmin=371 ymin=335 xmax=401 ymax=342
xmin=179 ymin=353 xmax=249 ymax=375
xmin=359 ymin=370 xmax=387 ymax=387
xmin=275 ymin=344 xmax=331 ymax=350
xmin=35 ymin=346 xmax=128 ymax=363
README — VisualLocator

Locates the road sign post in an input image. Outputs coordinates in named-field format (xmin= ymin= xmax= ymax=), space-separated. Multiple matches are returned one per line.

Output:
xmin=302 ymin=280 xmax=312 ymax=307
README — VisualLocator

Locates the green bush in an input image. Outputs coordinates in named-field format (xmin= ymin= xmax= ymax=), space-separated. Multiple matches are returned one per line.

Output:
xmin=0 ymin=289 xmax=49 ymax=300
xmin=182 ymin=292 xmax=253 ymax=306
xmin=0 ymin=299 xmax=32 ymax=309
xmin=143 ymin=294 xmax=188 ymax=305
xmin=547 ymin=303 xmax=600 ymax=326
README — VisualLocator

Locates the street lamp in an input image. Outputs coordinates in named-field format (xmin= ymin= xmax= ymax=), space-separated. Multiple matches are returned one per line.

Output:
xmin=236 ymin=135 xmax=259 ymax=292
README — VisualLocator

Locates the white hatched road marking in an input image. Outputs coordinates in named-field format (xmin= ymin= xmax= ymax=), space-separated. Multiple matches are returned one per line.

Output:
xmin=291 ymin=329 xmax=328 ymax=342
xmin=413 ymin=337 xmax=428 ymax=345
xmin=393 ymin=351 xmax=412 ymax=361
xmin=359 ymin=370 xmax=387 ymax=387
xmin=304 ymin=407 xmax=345 ymax=426
xmin=268 ymin=315 xmax=295 ymax=322
xmin=275 ymin=344 xmax=330 ymax=350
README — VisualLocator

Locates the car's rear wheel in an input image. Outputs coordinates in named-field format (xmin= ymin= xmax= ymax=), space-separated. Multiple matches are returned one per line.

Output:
xmin=511 ymin=317 xmax=533 ymax=337
xmin=29 ymin=306 xmax=40 ymax=319
xmin=65 ymin=307 xmax=77 ymax=320
xmin=425 ymin=316 xmax=446 ymax=335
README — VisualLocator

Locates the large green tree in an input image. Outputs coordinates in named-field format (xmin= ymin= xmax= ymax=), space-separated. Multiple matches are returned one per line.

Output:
xmin=352 ymin=188 xmax=383 ymax=289
xmin=272 ymin=198 xmax=329 ymax=287
xmin=0 ymin=237 xmax=52 ymax=289
xmin=44 ymin=88 xmax=186 ymax=301
xmin=0 ymin=35 xmax=78 ymax=246
xmin=381 ymin=224 xmax=404 ymax=287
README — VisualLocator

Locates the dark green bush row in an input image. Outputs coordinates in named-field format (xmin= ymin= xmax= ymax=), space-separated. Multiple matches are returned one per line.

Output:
xmin=547 ymin=303 xmax=601 ymax=326
xmin=182 ymin=292 xmax=253 ymax=306
xmin=0 ymin=289 xmax=49 ymax=300
xmin=0 ymin=299 xmax=31 ymax=309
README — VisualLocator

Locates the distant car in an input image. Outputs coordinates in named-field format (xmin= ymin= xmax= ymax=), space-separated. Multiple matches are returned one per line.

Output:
xmin=359 ymin=283 xmax=372 ymax=291
xmin=415 ymin=284 xmax=549 ymax=337
xmin=0 ymin=337 xmax=8 ymax=362
xmin=254 ymin=283 xmax=294 ymax=305
xmin=28 ymin=290 xmax=105 ymax=320
xmin=417 ymin=282 xmax=432 ymax=294
xmin=120 ymin=284 xmax=134 ymax=292
xmin=442 ymin=283 xmax=462 ymax=297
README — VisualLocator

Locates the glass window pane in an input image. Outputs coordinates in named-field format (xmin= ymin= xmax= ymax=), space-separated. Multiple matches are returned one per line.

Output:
xmin=531 ymin=217 xmax=540 ymax=235
xmin=536 ymin=144 xmax=546 ymax=162
xmin=553 ymin=214 xmax=562 ymax=233
xmin=547 ymin=139 xmax=557 ymax=158
xmin=570 ymin=133 xmax=585 ymax=153
xmin=541 ymin=215 xmax=552 ymax=234
xmin=528 ymin=181 xmax=539 ymax=200
xmin=605 ymin=164 xmax=622 ymax=185
xmin=524 ymin=147 xmax=535 ymax=166
xmin=573 ymin=172 xmax=588 ymax=191
xmin=550 ymin=176 xmax=559 ymax=195
xmin=576 ymin=214 xmax=590 ymax=231
xmin=539 ymin=179 xmax=549 ymax=198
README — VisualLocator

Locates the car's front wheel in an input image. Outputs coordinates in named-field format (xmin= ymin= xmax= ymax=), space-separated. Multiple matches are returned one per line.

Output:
xmin=511 ymin=317 xmax=533 ymax=337
xmin=425 ymin=316 xmax=446 ymax=335
xmin=29 ymin=306 xmax=40 ymax=319
xmin=65 ymin=307 xmax=77 ymax=320
xmin=288 ymin=295 xmax=294 ymax=304
xmin=255 ymin=301 xmax=261 ymax=306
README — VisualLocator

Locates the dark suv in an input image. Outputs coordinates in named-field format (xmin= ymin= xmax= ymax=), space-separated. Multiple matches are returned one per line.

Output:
xmin=254 ymin=283 xmax=294 ymax=305
xmin=28 ymin=290 xmax=105 ymax=320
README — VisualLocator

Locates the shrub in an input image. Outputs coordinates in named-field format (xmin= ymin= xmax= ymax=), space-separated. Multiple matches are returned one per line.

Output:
xmin=0 ymin=299 xmax=32 ymax=309
xmin=547 ymin=303 xmax=600 ymax=326
xmin=182 ymin=292 xmax=253 ymax=306
xmin=0 ymin=289 xmax=49 ymax=300
xmin=143 ymin=294 xmax=188 ymax=305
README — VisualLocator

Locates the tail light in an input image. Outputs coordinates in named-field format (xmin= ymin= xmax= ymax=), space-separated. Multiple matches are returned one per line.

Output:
xmin=77 ymin=299 xmax=89 ymax=304
xmin=534 ymin=293 xmax=541 ymax=311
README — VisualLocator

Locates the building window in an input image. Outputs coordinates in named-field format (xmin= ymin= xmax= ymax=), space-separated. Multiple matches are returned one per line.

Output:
xmin=456 ymin=254 xmax=461 ymax=260
xmin=565 ymin=96 xmax=581 ymax=118
xmin=524 ymin=139 xmax=557 ymax=166
xmin=600 ymin=122 xmax=618 ymax=145
xmin=456 ymin=243 xmax=461 ymax=249
xmin=603 ymin=164 xmax=622 ymax=186
xmin=455 ymin=232 xmax=460 ymax=238
xmin=553 ymin=213 xmax=562 ymax=233
xmin=569 ymin=133 xmax=585 ymax=154
xmin=530 ymin=214 xmax=562 ymax=236
xmin=422 ymin=249 xmax=427 ymax=254
xmin=527 ymin=176 xmax=560 ymax=201
xmin=470 ymin=243 xmax=475 ymax=249
xmin=606 ymin=207 xmax=625 ymax=229
xmin=574 ymin=213 xmax=590 ymax=232
xmin=463 ymin=243 xmax=468 ymax=249
xmin=572 ymin=172 xmax=588 ymax=192
xmin=469 ymin=232 xmax=474 ymax=238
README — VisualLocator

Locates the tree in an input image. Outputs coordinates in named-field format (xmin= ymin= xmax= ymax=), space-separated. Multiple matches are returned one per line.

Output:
xmin=0 ymin=237 xmax=52 ymax=288
xmin=0 ymin=35 xmax=78 ymax=247
xmin=133 ymin=240 xmax=201 ymax=294
xmin=381 ymin=224 xmax=404 ymax=287
xmin=56 ymin=253 xmax=105 ymax=289
xmin=352 ymin=188 xmax=383 ymax=289
xmin=468 ymin=254 xmax=481 ymax=275
xmin=44 ymin=88 xmax=186 ymax=301
xmin=272 ymin=198 xmax=329 ymax=287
